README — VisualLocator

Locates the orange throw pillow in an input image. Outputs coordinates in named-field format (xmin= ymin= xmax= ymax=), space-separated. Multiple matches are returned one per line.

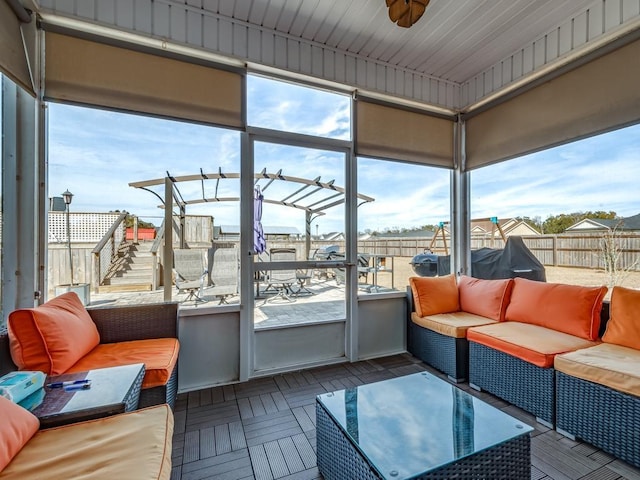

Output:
xmin=505 ymin=277 xmax=607 ymax=340
xmin=603 ymin=286 xmax=640 ymax=350
xmin=0 ymin=396 xmax=39 ymax=470
xmin=409 ymin=275 xmax=459 ymax=317
xmin=458 ymin=276 xmax=514 ymax=321
xmin=8 ymin=292 xmax=100 ymax=375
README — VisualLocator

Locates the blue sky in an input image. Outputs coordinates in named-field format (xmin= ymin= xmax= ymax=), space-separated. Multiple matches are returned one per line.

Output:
xmin=47 ymin=75 xmax=640 ymax=234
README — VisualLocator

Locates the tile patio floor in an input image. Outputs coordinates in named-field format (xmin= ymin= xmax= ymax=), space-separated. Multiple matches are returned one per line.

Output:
xmin=170 ymin=353 xmax=640 ymax=480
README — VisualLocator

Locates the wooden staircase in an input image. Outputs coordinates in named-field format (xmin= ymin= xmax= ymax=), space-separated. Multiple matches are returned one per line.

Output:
xmin=98 ymin=242 xmax=155 ymax=293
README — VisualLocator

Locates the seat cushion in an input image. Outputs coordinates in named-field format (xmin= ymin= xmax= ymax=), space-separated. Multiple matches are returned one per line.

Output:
xmin=0 ymin=404 xmax=173 ymax=480
xmin=0 ymin=396 xmax=40 ymax=472
xmin=409 ymin=274 xmax=459 ymax=317
xmin=555 ymin=343 xmax=640 ymax=397
xmin=458 ymin=276 xmax=514 ymax=322
xmin=505 ymin=277 xmax=607 ymax=340
xmin=65 ymin=338 xmax=179 ymax=389
xmin=602 ymin=286 xmax=640 ymax=350
xmin=411 ymin=311 xmax=497 ymax=338
xmin=8 ymin=292 xmax=100 ymax=374
xmin=468 ymin=322 xmax=598 ymax=368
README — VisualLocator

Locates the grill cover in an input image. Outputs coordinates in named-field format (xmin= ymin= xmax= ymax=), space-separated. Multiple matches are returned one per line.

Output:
xmin=437 ymin=236 xmax=546 ymax=281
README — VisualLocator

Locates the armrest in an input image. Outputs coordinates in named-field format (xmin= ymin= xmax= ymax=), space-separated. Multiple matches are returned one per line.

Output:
xmin=0 ymin=325 xmax=17 ymax=375
xmin=87 ymin=302 xmax=178 ymax=344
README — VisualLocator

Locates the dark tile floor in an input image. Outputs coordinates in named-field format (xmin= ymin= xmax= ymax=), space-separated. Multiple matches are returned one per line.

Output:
xmin=170 ymin=354 xmax=640 ymax=480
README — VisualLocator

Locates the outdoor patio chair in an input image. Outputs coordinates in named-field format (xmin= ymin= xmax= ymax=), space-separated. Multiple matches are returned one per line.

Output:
xmin=266 ymin=248 xmax=298 ymax=302
xmin=295 ymin=268 xmax=314 ymax=296
xmin=207 ymin=246 xmax=239 ymax=304
xmin=173 ymin=248 xmax=208 ymax=302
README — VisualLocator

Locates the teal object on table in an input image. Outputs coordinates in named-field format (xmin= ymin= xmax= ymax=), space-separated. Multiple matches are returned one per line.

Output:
xmin=18 ymin=388 xmax=46 ymax=411
xmin=0 ymin=371 xmax=46 ymax=404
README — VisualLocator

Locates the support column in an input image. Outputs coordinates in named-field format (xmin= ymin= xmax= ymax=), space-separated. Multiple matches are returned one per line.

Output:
xmin=451 ymin=117 xmax=471 ymax=277
xmin=2 ymin=77 xmax=39 ymax=319
xmin=239 ymin=132 xmax=254 ymax=382
xmin=163 ymin=177 xmax=173 ymax=302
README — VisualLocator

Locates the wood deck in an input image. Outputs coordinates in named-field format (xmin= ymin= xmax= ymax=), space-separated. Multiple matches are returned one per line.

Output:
xmin=170 ymin=353 xmax=640 ymax=480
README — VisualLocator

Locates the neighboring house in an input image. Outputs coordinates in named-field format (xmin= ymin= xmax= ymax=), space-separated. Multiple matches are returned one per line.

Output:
xmin=319 ymin=232 xmax=345 ymax=241
xmin=442 ymin=218 xmax=541 ymax=239
xmin=369 ymin=229 xmax=435 ymax=240
xmin=566 ymin=214 xmax=640 ymax=233
xmin=217 ymin=225 xmax=301 ymax=242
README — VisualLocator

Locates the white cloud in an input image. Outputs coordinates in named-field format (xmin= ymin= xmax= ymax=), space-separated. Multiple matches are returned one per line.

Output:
xmin=47 ymin=89 xmax=640 ymax=234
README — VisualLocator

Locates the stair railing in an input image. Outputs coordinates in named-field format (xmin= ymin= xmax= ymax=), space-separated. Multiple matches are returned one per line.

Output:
xmin=91 ymin=212 xmax=128 ymax=293
xmin=150 ymin=222 xmax=165 ymax=290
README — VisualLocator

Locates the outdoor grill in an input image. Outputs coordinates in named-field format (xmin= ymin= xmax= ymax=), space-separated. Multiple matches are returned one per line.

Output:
xmin=410 ymin=251 xmax=439 ymax=277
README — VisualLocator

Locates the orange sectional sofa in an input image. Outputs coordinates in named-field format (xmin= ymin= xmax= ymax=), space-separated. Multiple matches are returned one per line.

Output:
xmin=3 ymin=292 xmax=180 ymax=409
xmin=0 ymin=395 xmax=173 ymax=479
xmin=554 ymin=286 xmax=640 ymax=468
xmin=467 ymin=277 xmax=606 ymax=426
xmin=409 ymin=275 xmax=607 ymax=426
xmin=408 ymin=274 xmax=514 ymax=382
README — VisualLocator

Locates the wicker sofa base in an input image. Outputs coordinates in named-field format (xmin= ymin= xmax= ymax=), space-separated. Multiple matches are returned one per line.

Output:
xmin=139 ymin=365 xmax=178 ymax=409
xmin=469 ymin=342 xmax=555 ymax=426
xmin=408 ymin=321 xmax=468 ymax=382
xmin=556 ymin=372 xmax=640 ymax=469
xmin=317 ymin=400 xmax=531 ymax=480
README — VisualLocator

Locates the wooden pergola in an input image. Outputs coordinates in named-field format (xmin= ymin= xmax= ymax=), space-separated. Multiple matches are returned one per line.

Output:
xmin=129 ymin=168 xmax=375 ymax=258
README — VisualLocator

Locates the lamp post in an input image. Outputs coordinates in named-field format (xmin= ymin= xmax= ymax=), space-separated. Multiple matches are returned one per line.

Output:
xmin=62 ymin=189 xmax=74 ymax=286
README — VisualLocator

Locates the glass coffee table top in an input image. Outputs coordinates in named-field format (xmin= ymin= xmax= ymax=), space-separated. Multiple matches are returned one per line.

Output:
xmin=317 ymin=371 xmax=533 ymax=479
xmin=31 ymin=363 xmax=145 ymax=427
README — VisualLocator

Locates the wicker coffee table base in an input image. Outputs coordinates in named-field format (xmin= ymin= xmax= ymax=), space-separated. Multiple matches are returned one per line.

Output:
xmin=316 ymin=401 xmax=531 ymax=480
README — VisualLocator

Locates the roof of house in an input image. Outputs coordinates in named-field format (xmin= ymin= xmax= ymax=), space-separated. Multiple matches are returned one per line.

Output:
xmin=219 ymin=225 xmax=301 ymax=235
xmin=442 ymin=218 xmax=540 ymax=236
xmin=372 ymin=229 xmax=435 ymax=239
xmin=567 ymin=214 xmax=640 ymax=231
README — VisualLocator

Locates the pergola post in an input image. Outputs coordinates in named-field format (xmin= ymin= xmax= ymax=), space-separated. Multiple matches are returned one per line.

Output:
xmin=305 ymin=211 xmax=312 ymax=260
xmin=179 ymin=204 xmax=186 ymax=249
xmin=163 ymin=177 xmax=173 ymax=302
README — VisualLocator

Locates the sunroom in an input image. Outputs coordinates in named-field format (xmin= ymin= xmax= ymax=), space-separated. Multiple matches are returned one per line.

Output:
xmin=1 ymin=1 xmax=640 ymax=479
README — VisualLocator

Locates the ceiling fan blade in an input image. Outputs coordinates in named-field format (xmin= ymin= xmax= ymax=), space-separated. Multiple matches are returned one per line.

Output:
xmin=386 ymin=0 xmax=431 ymax=28
xmin=387 ymin=0 xmax=409 ymax=22
xmin=410 ymin=0 xmax=429 ymax=25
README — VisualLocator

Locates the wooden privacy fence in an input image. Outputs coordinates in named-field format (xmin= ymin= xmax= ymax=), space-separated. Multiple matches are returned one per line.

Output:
xmin=353 ymin=233 xmax=640 ymax=271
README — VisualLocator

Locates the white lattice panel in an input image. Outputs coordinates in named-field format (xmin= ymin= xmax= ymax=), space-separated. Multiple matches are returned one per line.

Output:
xmin=48 ymin=212 xmax=122 ymax=243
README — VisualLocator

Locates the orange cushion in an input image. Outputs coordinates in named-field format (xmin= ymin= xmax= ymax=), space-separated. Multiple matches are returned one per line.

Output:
xmin=458 ymin=276 xmax=514 ymax=322
xmin=555 ymin=343 xmax=640 ymax=397
xmin=65 ymin=338 xmax=180 ymax=389
xmin=409 ymin=275 xmax=459 ymax=317
xmin=0 ymin=396 xmax=40 ymax=471
xmin=0 ymin=405 xmax=173 ymax=480
xmin=468 ymin=322 xmax=598 ymax=368
xmin=8 ymin=292 xmax=100 ymax=375
xmin=411 ymin=311 xmax=497 ymax=338
xmin=602 ymin=286 xmax=640 ymax=350
xmin=505 ymin=278 xmax=607 ymax=340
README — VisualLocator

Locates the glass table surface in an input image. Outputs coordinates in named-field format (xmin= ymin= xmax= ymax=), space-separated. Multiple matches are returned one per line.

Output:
xmin=317 ymin=371 xmax=533 ymax=479
xmin=30 ymin=363 xmax=145 ymax=427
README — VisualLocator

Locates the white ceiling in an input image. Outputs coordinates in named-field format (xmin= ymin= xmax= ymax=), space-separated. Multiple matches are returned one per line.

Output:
xmin=195 ymin=0 xmax=595 ymax=83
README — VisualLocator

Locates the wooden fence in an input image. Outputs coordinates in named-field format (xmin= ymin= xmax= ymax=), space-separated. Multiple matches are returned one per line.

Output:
xmin=352 ymin=233 xmax=640 ymax=271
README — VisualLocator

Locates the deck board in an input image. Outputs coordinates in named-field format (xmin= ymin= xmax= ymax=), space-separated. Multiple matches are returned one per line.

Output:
xmin=172 ymin=353 xmax=640 ymax=480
